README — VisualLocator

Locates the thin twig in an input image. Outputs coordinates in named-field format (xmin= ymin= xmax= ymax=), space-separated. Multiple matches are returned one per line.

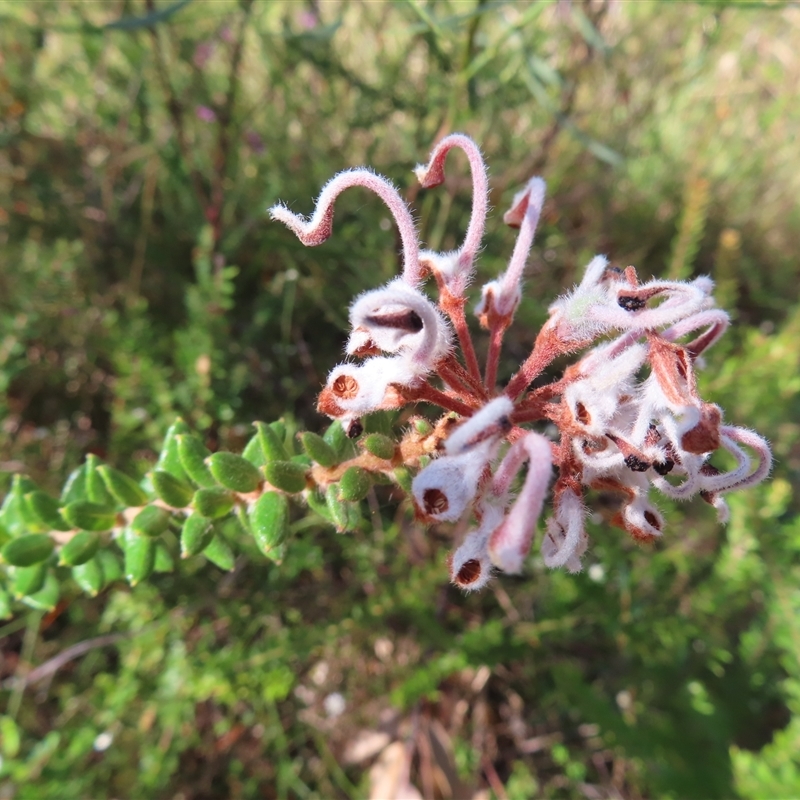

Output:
xmin=3 ymin=633 xmax=123 ymax=690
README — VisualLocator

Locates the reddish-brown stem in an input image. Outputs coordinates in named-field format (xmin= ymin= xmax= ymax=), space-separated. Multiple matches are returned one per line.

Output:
xmin=505 ymin=325 xmax=586 ymax=400
xmin=447 ymin=301 xmax=482 ymax=384
xmin=437 ymin=354 xmax=487 ymax=400
xmin=484 ymin=318 xmax=509 ymax=392
xmin=436 ymin=364 xmax=471 ymax=398
xmin=401 ymin=383 xmax=479 ymax=417
xmin=513 ymin=376 xmax=573 ymax=413
xmin=509 ymin=405 xmax=549 ymax=425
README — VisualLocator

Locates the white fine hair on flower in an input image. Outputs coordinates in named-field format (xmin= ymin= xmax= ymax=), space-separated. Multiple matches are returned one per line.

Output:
xmin=630 ymin=372 xmax=702 ymax=452
xmin=700 ymin=426 xmax=773 ymax=495
xmin=415 ymin=134 xmax=489 ymax=293
xmin=623 ymin=494 xmax=664 ymax=541
xmin=662 ymin=308 xmax=730 ymax=357
xmin=487 ymin=432 xmax=553 ymax=574
xmin=347 ymin=278 xmax=452 ymax=366
xmin=448 ymin=505 xmax=504 ymax=592
xmin=411 ymin=446 xmax=493 ymax=523
xmin=712 ymin=496 xmax=730 ymax=524
xmin=540 ymin=488 xmax=587 ymax=572
xmin=324 ymin=357 xmax=414 ymax=417
xmin=269 ymin=168 xmax=424 ymax=286
xmin=590 ymin=276 xmax=710 ymax=333
xmin=413 ymin=399 xmax=514 ymax=523
xmin=445 ymin=396 xmax=514 ymax=456
xmin=546 ymin=255 xmax=612 ymax=341
xmin=475 ymin=177 xmax=546 ymax=321
xmin=565 ymin=342 xmax=647 ymax=436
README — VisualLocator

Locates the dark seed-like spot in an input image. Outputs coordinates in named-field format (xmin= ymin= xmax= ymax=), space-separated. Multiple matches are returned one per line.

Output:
xmin=618 ymin=294 xmax=647 ymax=312
xmin=423 ymin=488 xmax=449 ymax=515
xmin=346 ymin=418 xmax=363 ymax=439
xmin=456 ymin=559 xmax=482 ymax=585
xmin=575 ymin=401 xmax=591 ymax=425
xmin=624 ymin=454 xmax=650 ymax=472
xmin=653 ymin=459 xmax=675 ymax=476
xmin=644 ymin=511 xmax=661 ymax=530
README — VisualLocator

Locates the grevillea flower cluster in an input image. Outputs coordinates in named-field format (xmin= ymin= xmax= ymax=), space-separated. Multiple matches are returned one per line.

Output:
xmin=269 ymin=134 xmax=771 ymax=592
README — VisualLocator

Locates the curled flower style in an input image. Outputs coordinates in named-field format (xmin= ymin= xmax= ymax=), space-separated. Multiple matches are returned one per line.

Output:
xmin=270 ymin=133 xmax=772 ymax=591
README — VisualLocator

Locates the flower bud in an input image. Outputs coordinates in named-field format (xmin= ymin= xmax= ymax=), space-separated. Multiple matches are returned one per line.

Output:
xmin=411 ymin=450 xmax=485 ymax=523
xmin=539 ymin=488 xmax=587 ymax=572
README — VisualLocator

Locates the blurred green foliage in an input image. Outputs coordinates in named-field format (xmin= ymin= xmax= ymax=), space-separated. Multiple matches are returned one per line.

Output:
xmin=1 ymin=0 xmax=799 ymax=797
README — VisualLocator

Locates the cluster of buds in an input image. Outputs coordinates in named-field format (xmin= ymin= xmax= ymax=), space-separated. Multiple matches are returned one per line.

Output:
xmin=269 ymin=135 xmax=771 ymax=592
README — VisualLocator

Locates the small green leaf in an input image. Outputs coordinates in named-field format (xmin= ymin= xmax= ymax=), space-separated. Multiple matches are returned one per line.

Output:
xmin=263 ymin=461 xmax=307 ymax=494
xmin=204 ymin=534 xmax=235 ymax=571
xmin=72 ymin=556 xmax=103 ymax=596
xmin=131 ymin=505 xmax=171 ymax=538
xmin=98 ymin=465 xmax=149 ymax=507
xmin=11 ymin=563 xmax=47 ymax=598
xmin=176 ymin=434 xmax=216 ymax=487
xmin=306 ymin=489 xmax=334 ymax=524
xmin=60 ymin=464 xmax=89 ymax=504
xmin=242 ymin=434 xmax=266 ymax=467
xmin=104 ymin=0 xmax=192 ymax=31
xmin=207 ymin=453 xmax=262 ymax=493
xmin=153 ymin=541 xmax=175 ymax=573
xmin=255 ymin=421 xmax=289 ymax=462
xmin=86 ymin=455 xmax=115 ymax=506
xmin=323 ymin=421 xmax=355 ymax=460
xmin=339 ymin=466 xmax=372 ymax=502
xmin=59 ymin=531 xmax=100 ymax=566
xmin=1 ymin=475 xmax=38 ymax=537
xmin=269 ymin=419 xmax=287 ymax=443
xmin=193 ymin=487 xmax=235 ymax=519
xmin=2 ymin=534 xmax=55 ymax=567
xmin=414 ymin=418 xmax=433 ymax=435
xmin=0 ymin=588 xmax=13 ymax=621
xmin=21 ymin=572 xmax=59 ymax=611
xmin=394 ymin=466 xmax=413 ymax=493
xmin=363 ymin=433 xmax=396 ymax=461
xmin=151 ymin=470 xmax=194 ymax=508
xmin=180 ymin=513 xmax=214 ymax=558
xmin=96 ymin=549 xmax=123 ymax=586
xmin=363 ymin=410 xmax=397 ymax=436
xmin=0 ymin=715 xmax=21 ymax=758
xmin=155 ymin=419 xmax=192 ymax=481
xmin=300 ymin=431 xmax=338 ymax=467
xmin=24 ymin=491 xmax=71 ymax=532
xmin=123 ymin=528 xmax=156 ymax=586
xmin=62 ymin=501 xmax=118 ymax=532
xmin=325 ymin=485 xmax=350 ymax=531
xmin=250 ymin=492 xmax=290 ymax=561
